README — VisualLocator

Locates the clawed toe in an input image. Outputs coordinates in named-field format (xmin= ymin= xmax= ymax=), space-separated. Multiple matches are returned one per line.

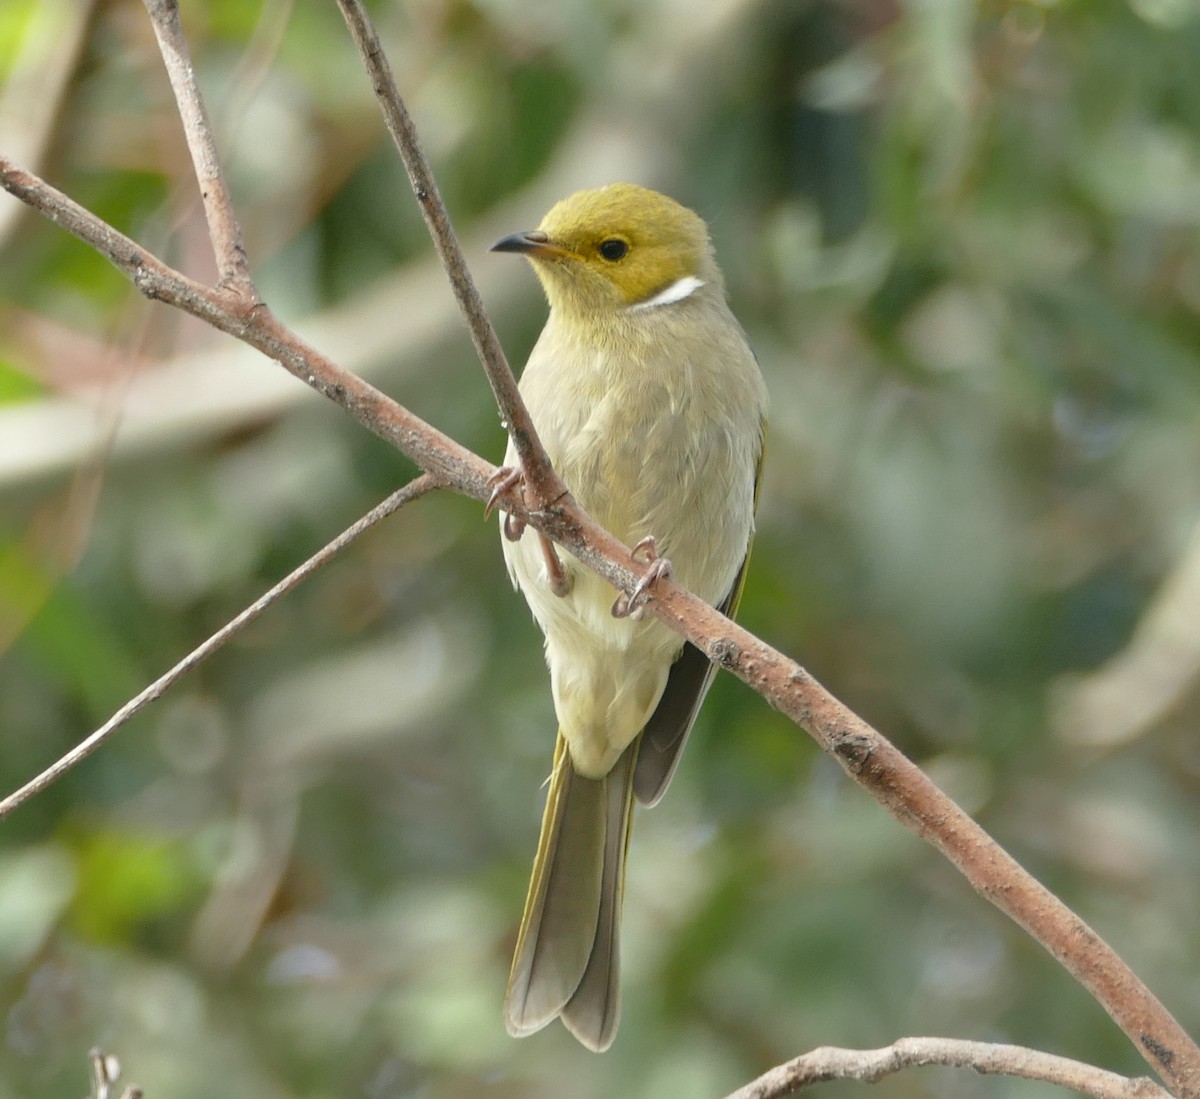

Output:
xmin=491 ymin=465 xmax=571 ymax=594
xmin=502 ymin=511 xmax=526 ymax=542
xmin=630 ymin=556 xmax=673 ymax=604
xmin=630 ymin=536 xmax=659 ymax=564
xmin=487 ymin=465 xmax=527 ymax=539
xmin=539 ymin=534 xmax=572 ymax=597
xmin=611 ymin=537 xmax=673 ymax=619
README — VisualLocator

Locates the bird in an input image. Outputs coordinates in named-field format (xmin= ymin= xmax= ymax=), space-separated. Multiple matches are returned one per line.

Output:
xmin=490 ymin=182 xmax=767 ymax=1051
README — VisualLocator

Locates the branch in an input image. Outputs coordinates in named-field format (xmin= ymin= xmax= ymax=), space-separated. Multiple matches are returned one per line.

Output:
xmin=0 ymin=475 xmax=438 ymax=821
xmin=632 ymin=581 xmax=1200 ymax=1098
xmin=724 ymin=1038 xmax=1174 ymax=1099
xmin=2 ymin=9 xmax=1198 ymax=1096
xmin=0 ymin=157 xmax=493 ymax=498
xmin=144 ymin=0 xmax=254 ymax=293
xmin=332 ymin=0 xmax=565 ymax=511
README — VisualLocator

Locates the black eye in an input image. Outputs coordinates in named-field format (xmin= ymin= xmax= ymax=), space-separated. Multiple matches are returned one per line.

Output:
xmin=598 ymin=238 xmax=628 ymax=261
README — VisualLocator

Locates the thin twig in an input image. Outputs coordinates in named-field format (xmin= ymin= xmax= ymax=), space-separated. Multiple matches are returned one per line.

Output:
xmin=3 ymin=22 xmax=1199 ymax=1095
xmin=314 ymin=13 xmax=1200 ymax=1084
xmin=724 ymin=1038 xmax=1174 ymax=1099
xmin=0 ymin=475 xmax=438 ymax=821
xmin=143 ymin=0 xmax=255 ymax=294
xmin=4 ymin=147 xmax=1198 ymax=1099
xmin=333 ymin=0 xmax=565 ymax=512
xmin=0 ymin=158 xmax=492 ymax=498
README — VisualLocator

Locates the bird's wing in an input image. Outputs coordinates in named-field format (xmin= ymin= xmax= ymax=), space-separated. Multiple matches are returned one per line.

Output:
xmin=632 ymin=435 xmax=764 ymax=807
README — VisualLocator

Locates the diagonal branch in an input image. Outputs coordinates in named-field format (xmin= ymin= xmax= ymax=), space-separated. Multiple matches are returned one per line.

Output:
xmin=1 ymin=8 xmax=1198 ymax=1095
xmin=0 ymin=158 xmax=492 ymax=498
xmin=724 ymin=1038 xmax=1173 ymax=1099
xmin=334 ymin=0 xmax=566 ymax=512
xmin=144 ymin=0 xmax=255 ymax=294
xmin=0 ymin=474 xmax=438 ymax=821
xmin=4 ymin=141 xmax=1197 ymax=1099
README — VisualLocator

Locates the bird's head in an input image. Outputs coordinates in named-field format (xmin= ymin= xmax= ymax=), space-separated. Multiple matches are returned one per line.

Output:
xmin=491 ymin=183 xmax=720 ymax=319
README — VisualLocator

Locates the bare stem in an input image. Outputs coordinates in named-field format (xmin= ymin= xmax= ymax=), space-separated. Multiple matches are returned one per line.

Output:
xmin=634 ymin=568 xmax=1200 ymax=1099
xmin=0 ymin=157 xmax=492 ymax=497
xmin=0 ymin=475 xmax=438 ymax=821
xmin=143 ymin=0 xmax=254 ymax=294
xmin=724 ymin=1038 xmax=1174 ymax=1099
xmin=4 ymin=142 xmax=1197 ymax=1099
xmin=333 ymin=0 xmax=565 ymax=511
xmin=2 ymin=11 xmax=1198 ymax=1093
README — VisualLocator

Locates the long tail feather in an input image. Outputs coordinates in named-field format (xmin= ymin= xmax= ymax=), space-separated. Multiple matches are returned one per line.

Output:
xmin=505 ymin=735 xmax=637 ymax=1049
xmin=560 ymin=744 xmax=636 ymax=1050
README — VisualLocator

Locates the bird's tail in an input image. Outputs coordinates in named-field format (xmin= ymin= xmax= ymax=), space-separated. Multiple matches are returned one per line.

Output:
xmin=504 ymin=733 xmax=637 ymax=1052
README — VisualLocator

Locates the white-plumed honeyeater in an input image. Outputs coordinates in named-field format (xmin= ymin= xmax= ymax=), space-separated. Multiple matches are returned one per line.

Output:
xmin=491 ymin=183 xmax=767 ymax=1051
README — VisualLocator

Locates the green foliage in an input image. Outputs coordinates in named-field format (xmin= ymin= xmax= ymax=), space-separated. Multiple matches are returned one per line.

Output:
xmin=0 ymin=0 xmax=38 ymax=80
xmin=0 ymin=358 xmax=42 ymax=403
xmin=66 ymin=827 xmax=201 ymax=944
xmin=0 ymin=550 xmax=143 ymax=719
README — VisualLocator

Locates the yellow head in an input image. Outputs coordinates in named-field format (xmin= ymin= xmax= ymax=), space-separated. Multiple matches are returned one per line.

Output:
xmin=491 ymin=183 xmax=721 ymax=317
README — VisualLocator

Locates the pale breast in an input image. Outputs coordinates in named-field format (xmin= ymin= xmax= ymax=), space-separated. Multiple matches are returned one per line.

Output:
xmin=500 ymin=297 xmax=766 ymax=772
xmin=514 ymin=306 xmax=763 ymax=603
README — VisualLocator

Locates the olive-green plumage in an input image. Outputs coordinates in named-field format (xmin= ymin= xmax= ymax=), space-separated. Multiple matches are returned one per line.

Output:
xmin=493 ymin=183 xmax=767 ymax=1051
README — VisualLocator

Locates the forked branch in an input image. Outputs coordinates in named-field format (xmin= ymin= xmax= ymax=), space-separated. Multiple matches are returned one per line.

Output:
xmin=334 ymin=0 xmax=565 ymax=511
xmin=0 ymin=1 xmax=1196 ymax=1096
xmin=145 ymin=0 xmax=254 ymax=292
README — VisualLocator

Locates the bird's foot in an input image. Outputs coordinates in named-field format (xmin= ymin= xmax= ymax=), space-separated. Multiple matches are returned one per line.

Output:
xmin=489 ymin=465 xmax=570 ymax=596
xmin=612 ymin=536 xmax=673 ymax=619
xmin=486 ymin=465 xmax=527 ymax=541
xmin=539 ymin=533 xmax=572 ymax=597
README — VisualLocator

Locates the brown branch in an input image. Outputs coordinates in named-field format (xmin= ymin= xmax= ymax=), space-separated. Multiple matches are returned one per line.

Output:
xmin=724 ymin=1038 xmax=1174 ymax=1099
xmin=4 ymin=141 xmax=1197 ymax=1099
xmin=143 ymin=0 xmax=254 ymax=294
xmin=2 ymin=10 xmax=1198 ymax=1095
xmin=333 ymin=0 xmax=566 ymax=512
xmin=0 ymin=158 xmax=493 ymax=499
xmin=322 ymin=12 xmax=1200 ymax=1084
xmin=0 ymin=475 xmax=438 ymax=821
xmin=627 ymin=571 xmax=1199 ymax=1098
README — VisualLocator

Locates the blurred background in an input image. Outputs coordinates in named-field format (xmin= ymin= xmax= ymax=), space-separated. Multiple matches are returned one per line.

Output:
xmin=2 ymin=0 xmax=1200 ymax=1095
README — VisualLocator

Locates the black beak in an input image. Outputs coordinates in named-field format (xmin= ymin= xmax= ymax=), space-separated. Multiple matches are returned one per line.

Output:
xmin=489 ymin=230 xmax=560 ymax=257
